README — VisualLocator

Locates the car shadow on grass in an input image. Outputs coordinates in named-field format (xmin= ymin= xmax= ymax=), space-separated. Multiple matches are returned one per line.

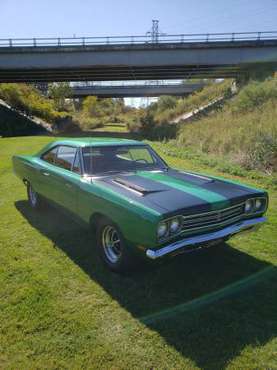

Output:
xmin=15 ymin=200 xmax=277 ymax=370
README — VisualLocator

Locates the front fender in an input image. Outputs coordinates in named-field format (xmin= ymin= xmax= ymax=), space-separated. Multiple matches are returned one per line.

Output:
xmin=78 ymin=181 xmax=160 ymax=248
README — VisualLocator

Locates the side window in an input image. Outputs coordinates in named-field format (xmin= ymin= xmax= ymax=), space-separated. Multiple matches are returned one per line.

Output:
xmin=41 ymin=147 xmax=58 ymax=164
xmin=55 ymin=146 xmax=77 ymax=171
xmin=128 ymin=147 xmax=155 ymax=164
xmin=72 ymin=150 xmax=81 ymax=174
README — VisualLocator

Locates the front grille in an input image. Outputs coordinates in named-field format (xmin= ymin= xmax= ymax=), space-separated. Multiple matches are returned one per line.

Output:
xmin=182 ymin=203 xmax=245 ymax=232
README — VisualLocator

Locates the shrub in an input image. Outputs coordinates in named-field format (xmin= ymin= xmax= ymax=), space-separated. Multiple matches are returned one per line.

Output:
xmin=0 ymin=83 xmax=67 ymax=124
xmin=231 ymin=79 xmax=277 ymax=113
xmin=73 ymin=111 xmax=103 ymax=130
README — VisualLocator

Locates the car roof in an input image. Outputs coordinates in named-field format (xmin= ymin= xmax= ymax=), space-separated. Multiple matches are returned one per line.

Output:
xmin=37 ymin=137 xmax=147 ymax=156
xmin=50 ymin=137 xmax=144 ymax=148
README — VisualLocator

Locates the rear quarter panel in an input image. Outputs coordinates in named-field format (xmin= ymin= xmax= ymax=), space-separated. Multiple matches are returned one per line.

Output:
xmin=13 ymin=155 xmax=37 ymax=184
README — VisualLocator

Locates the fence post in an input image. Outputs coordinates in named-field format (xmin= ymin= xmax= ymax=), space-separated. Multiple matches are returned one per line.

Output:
xmin=257 ymin=32 xmax=261 ymax=41
xmin=58 ymin=37 xmax=61 ymax=46
xmin=82 ymin=37 xmax=85 ymax=46
xmin=206 ymin=33 xmax=209 ymax=42
xmin=33 ymin=38 xmax=36 ymax=47
xmin=9 ymin=39 xmax=12 ymax=47
xmin=231 ymin=33 xmax=235 ymax=41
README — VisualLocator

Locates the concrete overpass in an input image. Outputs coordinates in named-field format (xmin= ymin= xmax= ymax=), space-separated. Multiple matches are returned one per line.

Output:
xmin=0 ymin=31 xmax=277 ymax=82
xmin=69 ymin=83 xmax=205 ymax=98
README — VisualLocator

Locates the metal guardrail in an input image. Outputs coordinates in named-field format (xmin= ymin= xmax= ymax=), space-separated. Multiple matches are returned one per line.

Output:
xmin=71 ymin=81 xmax=188 ymax=87
xmin=0 ymin=31 xmax=277 ymax=48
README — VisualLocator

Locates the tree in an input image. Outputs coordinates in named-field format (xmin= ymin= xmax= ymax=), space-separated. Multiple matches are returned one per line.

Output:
xmin=156 ymin=95 xmax=177 ymax=112
xmin=82 ymin=96 xmax=99 ymax=116
xmin=49 ymin=82 xmax=72 ymax=111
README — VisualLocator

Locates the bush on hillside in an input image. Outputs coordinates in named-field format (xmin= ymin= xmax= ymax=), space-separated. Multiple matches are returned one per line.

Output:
xmin=73 ymin=111 xmax=104 ymax=130
xmin=177 ymin=78 xmax=277 ymax=173
xmin=76 ymin=97 xmax=129 ymax=130
xmin=0 ymin=83 xmax=67 ymax=124
xmin=231 ymin=79 xmax=277 ymax=113
xmin=136 ymin=109 xmax=177 ymax=140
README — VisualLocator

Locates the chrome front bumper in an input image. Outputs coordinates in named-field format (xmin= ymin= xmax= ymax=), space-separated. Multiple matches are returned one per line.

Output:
xmin=146 ymin=217 xmax=266 ymax=260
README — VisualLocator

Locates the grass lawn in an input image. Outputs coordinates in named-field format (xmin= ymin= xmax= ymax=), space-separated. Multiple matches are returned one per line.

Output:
xmin=92 ymin=123 xmax=129 ymax=133
xmin=0 ymin=136 xmax=277 ymax=369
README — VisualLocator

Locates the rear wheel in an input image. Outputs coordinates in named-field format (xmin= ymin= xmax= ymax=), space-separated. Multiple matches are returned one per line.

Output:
xmin=27 ymin=182 xmax=43 ymax=210
xmin=96 ymin=218 xmax=136 ymax=273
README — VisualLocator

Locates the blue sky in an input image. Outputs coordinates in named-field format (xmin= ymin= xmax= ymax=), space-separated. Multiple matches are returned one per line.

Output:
xmin=1 ymin=0 xmax=277 ymax=38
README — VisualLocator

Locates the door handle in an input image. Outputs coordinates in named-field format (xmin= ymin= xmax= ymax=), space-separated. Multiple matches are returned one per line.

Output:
xmin=41 ymin=171 xmax=50 ymax=177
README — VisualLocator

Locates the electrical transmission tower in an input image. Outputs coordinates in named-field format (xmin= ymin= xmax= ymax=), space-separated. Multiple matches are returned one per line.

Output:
xmin=147 ymin=19 xmax=166 ymax=44
xmin=151 ymin=19 xmax=159 ymax=43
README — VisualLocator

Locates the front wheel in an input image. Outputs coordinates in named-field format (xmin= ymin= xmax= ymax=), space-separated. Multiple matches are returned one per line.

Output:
xmin=96 ymin=219 xmax=136 ymax=273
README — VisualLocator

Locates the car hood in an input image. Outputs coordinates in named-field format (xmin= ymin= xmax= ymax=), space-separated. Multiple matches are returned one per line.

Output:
xmin=94 ymin=169 xmax=264 ymax=216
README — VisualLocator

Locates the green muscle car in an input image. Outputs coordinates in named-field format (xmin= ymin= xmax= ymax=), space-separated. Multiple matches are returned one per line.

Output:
xmin=13 ymin=138 xmax=268 ymax=272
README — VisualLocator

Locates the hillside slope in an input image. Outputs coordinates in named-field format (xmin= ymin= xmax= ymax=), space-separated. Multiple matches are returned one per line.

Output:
xmin=155 ymin=80 xmax=233 ymax=124
xmin=0 ymin=83 xmax=83 ymax=136
xmin=0 ymin=101 xmax=50 ymax=137
xmin=136 ymin=80 xmax=234 ymax=140
xmin=176 ymin=78 xmax=277 ymax=173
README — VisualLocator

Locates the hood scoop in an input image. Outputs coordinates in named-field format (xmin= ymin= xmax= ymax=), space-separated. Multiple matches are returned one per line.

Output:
xmin=113 ymin=175 xmax=166 ymax=195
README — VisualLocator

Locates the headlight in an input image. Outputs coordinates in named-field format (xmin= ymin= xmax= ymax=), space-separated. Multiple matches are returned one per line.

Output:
xmin=254 ymin=198 xmax=263 ymax=210
xmin=245 ymin=197 xmax=266 ymax=214
xmin=157 ymin=217 xmax=182 ymax=240
xmin=245 ymin=199 xmax=254 ymax=213
xmin=157 ymin=222 xmax=168 ymax=238
xmin=169 ymin=218 xmax=181 ymax=233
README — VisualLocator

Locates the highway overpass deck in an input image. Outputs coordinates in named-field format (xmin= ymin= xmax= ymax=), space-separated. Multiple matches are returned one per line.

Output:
xmin=69 ymin=83 xmax=205 ymax=98
xmin=0 ymin=31 xmax=276 ymax=82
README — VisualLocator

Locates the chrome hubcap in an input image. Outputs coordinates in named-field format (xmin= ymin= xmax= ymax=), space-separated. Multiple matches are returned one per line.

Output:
xmin=29 ymin=186 xmax=37 ymax=207
xmin=102 ymin=225 xmax=122 ymax=264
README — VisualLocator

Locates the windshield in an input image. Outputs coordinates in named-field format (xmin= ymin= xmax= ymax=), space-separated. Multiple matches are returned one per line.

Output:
xmin=82 ymin=145 xmax=168 ymax=175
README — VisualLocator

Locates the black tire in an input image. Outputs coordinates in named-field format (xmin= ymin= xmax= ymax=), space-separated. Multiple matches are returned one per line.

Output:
xmin=27 ymin=182 xmax=43 ymax=210
xmin=96 ymin=218 xmax=136 ymax=273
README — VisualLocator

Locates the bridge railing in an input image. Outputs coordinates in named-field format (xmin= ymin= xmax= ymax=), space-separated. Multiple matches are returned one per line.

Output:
xmin=71 ymin=80 xmax=191 ymax=87
xmin=72 ymin=84 xmax=198 ymax=90
xmin=0 ymin=31 xmax=277 ymax=48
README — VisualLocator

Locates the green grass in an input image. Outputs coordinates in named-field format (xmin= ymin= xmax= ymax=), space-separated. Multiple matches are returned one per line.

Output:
xmin=92 ymin=122 xmax=128 ymax=133
xmin=1 ymin=136 xmax=277 ymax=369
xmin=151 ymin=141 xmax=277 ymax=189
